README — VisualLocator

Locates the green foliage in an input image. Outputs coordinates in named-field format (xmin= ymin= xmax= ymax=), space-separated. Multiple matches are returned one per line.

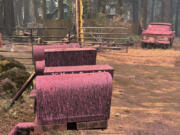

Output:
xmin=83 ymin=0 xmax=92 ymax=18
xmin=129 ymin=35 xmax=141 ymax=41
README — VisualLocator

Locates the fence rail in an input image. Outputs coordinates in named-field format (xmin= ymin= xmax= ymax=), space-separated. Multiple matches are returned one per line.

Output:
xmin=0 ymin=27 xmax=73 ymax=69
xmin=79 ymin=26 xmax=130 ymax=52
xmin=81 ymin=27 xmax=128 ymax=29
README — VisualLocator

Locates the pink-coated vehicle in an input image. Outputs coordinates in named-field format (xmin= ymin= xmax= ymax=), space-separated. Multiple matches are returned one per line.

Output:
xmin=141 ymin=22 xmax=175 ymax=48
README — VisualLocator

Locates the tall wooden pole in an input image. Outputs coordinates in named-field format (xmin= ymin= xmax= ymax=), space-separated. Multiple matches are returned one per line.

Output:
xmin=76 ymin=0 xmax=84 ymax=45
xmin=76 ymin=0 xmax=79 ymax=42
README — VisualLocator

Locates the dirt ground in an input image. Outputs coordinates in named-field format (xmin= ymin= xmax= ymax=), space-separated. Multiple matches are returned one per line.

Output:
xmin=0 ymin=38 xmax=180 ymax=135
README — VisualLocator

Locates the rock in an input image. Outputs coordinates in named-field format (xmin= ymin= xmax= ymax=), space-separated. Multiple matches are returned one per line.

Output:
xmin=0 ymin=67 xmax=30 ymax=89
xmin=115 ymin=113 xmax=120 ymax=117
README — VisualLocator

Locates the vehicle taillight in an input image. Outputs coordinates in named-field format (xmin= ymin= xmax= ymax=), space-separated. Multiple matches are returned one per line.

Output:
xmin=143 ymin=36 xmax=148 ymax=40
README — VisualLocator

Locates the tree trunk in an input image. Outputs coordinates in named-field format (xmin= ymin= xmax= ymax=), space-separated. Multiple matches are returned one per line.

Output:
xmin=15 ymin=0 xmax=24 ymax=27
xmin=58 ymin=0 xmax=64 ymax=19
xmin=132 ymin=0 xmax=139 ymax=34
xmin=140 ymin=0 xmax=147 ymax=29
xmin=163 ymin=0 xmax=171 ymax=22
xmin=24 ymin=0 xmax=30 ymax=26
xmin=3 ymin=0 xmax=15 ymax=35
xmin=33 ymin=0 xmax=40 ymax=21
xmin=170 ymin=0 xmax=173 ymax=23
xmin=132 ymin=0 xmax=139 ymax=23
xmin=151 ymin=0 xmax=155 ymax=22
xmin=98 ymin=1 xmax=106 ymax=14
xmin=49 ymin=0 xmax=56 ymax=13
xmin=116 ymin=0 xmax=123 ymax=15
xmin=175 ymin=0 xmax=180 ymax=36
xmin=90 ymin=0 xmax=98 ymax=18
xmin=0 ymin=0 xmax=4 ymax=28
xmin=42 ymin=0 xmax=47 ymax=20
xmin=29 ymin=0 xmax=36 ymax=25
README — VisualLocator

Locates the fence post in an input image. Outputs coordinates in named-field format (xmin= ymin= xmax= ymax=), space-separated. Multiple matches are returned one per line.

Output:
xmin=68 ymin=30 xmax=71 ymax=43
xmin=0 ymin=33 xmax=2 ymax=48
xmin=30 ymin=28 xmax=34 ymax=65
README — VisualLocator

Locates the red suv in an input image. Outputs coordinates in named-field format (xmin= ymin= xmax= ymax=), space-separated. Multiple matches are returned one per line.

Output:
xmin=141 ymin=22 xmax=175 ymax=48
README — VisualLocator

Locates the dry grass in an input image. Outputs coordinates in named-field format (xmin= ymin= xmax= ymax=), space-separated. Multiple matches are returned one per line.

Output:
xmin=87 ymin=48 xmax=180 ymax=135
xmin=98 ymin=49 xmax=180 ymax=67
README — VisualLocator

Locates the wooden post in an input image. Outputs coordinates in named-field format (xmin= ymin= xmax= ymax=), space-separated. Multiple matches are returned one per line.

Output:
xmin=76 ymin=0 xmax=84 ymax=46
xmin=76 ymin=0 xmax=80 ymax=42
xmin=0 ymin=33 xmax=2 ymax=48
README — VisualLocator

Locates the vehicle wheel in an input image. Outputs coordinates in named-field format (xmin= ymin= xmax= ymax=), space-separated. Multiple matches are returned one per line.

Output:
xmin=147 ymin=44 xmax=152 ymax=49
xmin=144 ymin=43 xmax=147 ymax=48
xmin=170 ymin=40 xmax=173 ymax=48
xmin=141 ymin=43 xmax=146 ymax=48
xmin=152 ymin=44 xmax=156 ymax=49
xmin=161 ymin=45 xmax=165 ymax=49
xmin=162 ymin=45 xmax=168 ymax=49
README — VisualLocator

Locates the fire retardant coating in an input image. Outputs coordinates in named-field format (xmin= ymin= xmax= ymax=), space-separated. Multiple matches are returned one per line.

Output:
xmin=33 ymin=43 xmax=80 ymax=61
xmin=44 ymin=65 xmax=114 ymax=77
xmin=35 ymin=60 xmax=45 ymax=75
xmin=44 ymin=48 xmax=97 ymax=67
xmin=35 ymin=72 xmax=113 ymax=125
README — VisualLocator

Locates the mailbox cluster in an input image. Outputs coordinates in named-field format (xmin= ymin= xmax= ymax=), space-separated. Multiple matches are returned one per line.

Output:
xmin=9 ymin=43 xmax=114 ymax=135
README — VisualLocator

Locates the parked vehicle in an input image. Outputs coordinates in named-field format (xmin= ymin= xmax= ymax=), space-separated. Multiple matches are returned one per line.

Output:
xmin=141 ymin=22 xmax=175 ymax=49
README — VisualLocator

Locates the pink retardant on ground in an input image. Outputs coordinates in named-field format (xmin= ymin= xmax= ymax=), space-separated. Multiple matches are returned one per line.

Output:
xmin=44 ymin=64 xmax=114 ymax=77
xmin=35 ymin=60 xmax=45 ymax=75
xmin=33 ymin=43 xmax=80 ymax=61
xmin=8 ymin=122 xmax=35 ymax=135
xmin=35 ymin=72 xmax=112 ymax=125
xmin=44 ymin=48 xmax=97 ymax=67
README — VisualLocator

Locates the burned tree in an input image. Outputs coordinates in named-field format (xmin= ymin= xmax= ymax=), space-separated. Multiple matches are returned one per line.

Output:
xmin=175 ymin=0 xmax=180 ymax=36
xmin=42 ymin=0 xmax=47 ymax=20
xmin=58 ymin=0 xmax=64 ymax=19
xmin=162 ymin=0 xmax=171 ymax=22
xmin=0 ymin=0 xmax=15 ymax=35
xmin=132 ymin=0 xmax=139 ymax=34
xmin=23 ymin=0 xmax=30 ymax=26
xmin=140 ymin=0 xmax=147 ymax=29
